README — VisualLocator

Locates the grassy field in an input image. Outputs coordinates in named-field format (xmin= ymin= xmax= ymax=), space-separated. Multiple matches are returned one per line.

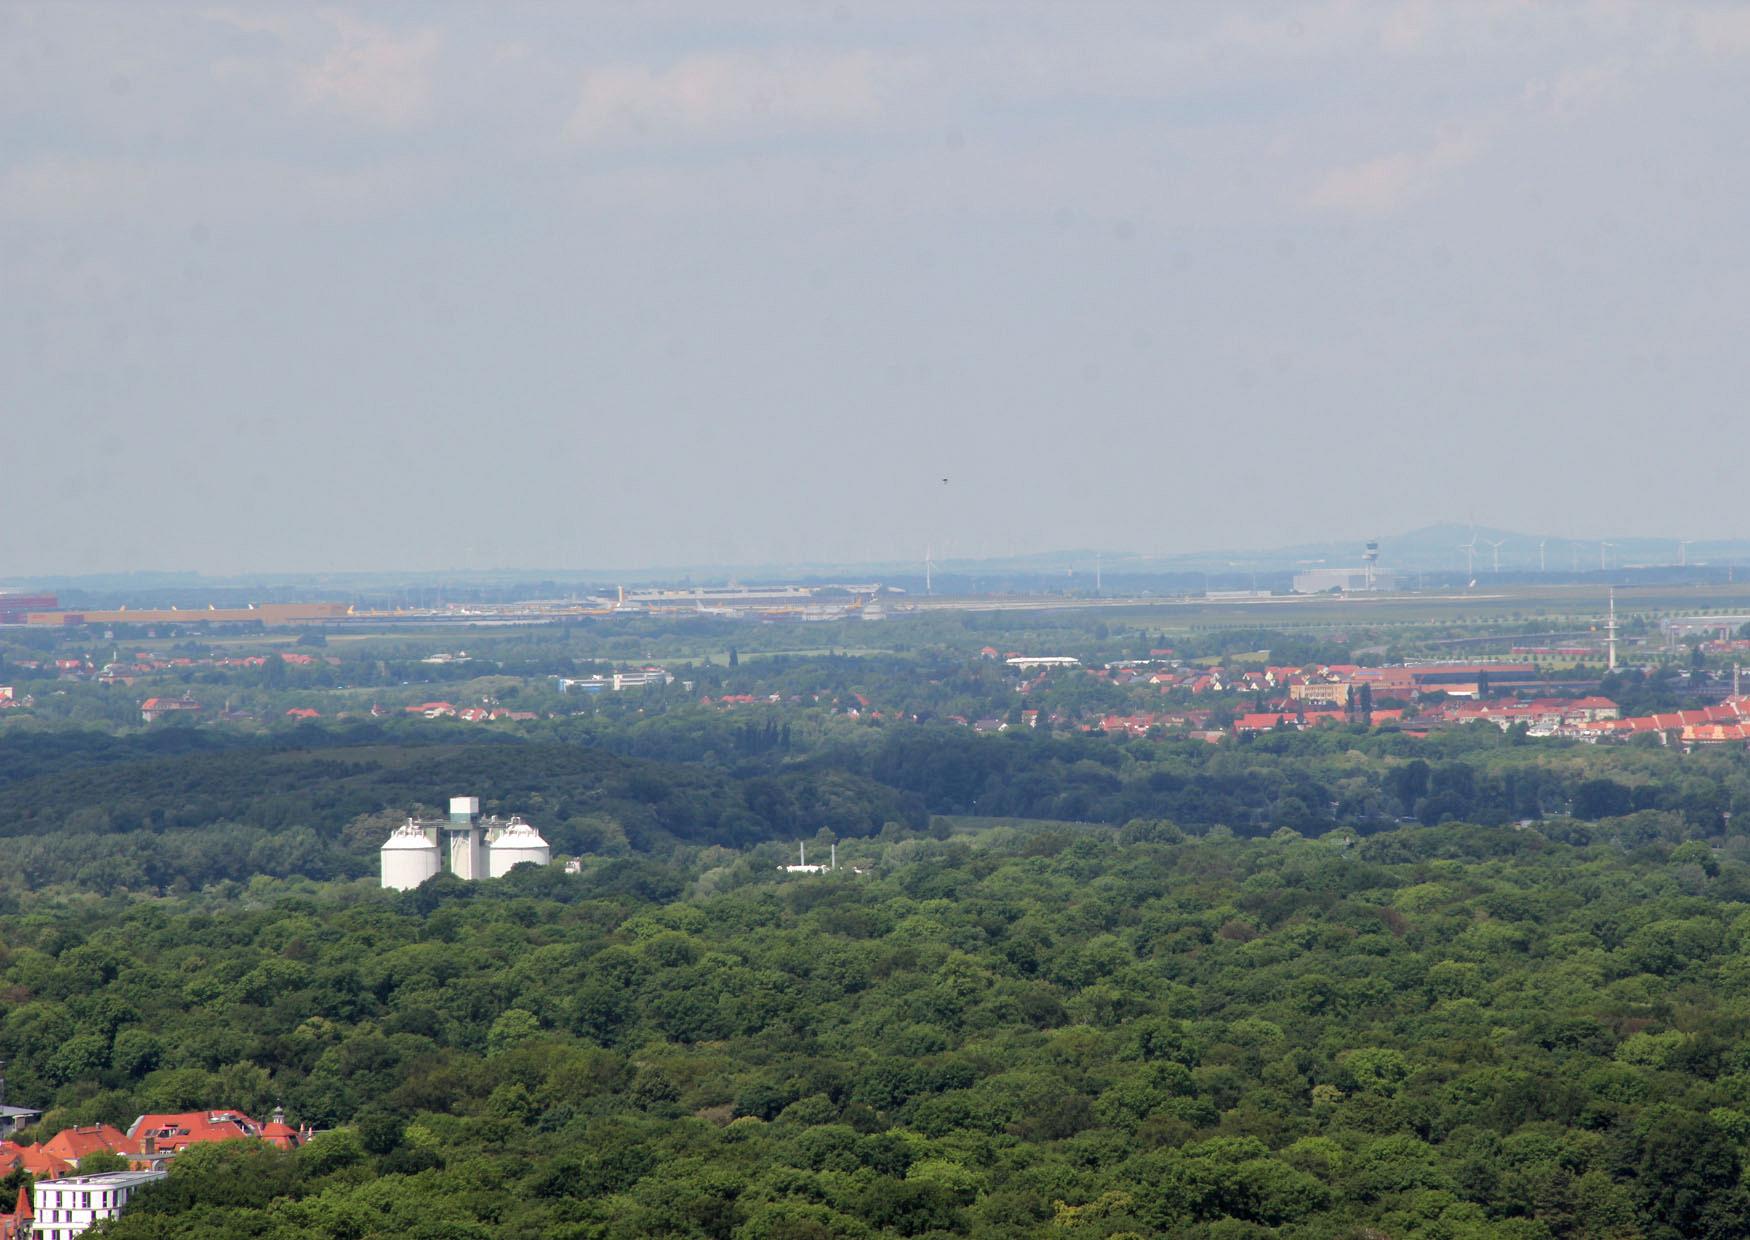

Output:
xmin=909 ymin=581 xmax=1750 ymax=632
xmin=50 ymin=581 xmax=1750 ymax=667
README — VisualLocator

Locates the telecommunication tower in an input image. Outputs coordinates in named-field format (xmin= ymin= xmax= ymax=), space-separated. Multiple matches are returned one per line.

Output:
xmin=1607 ymin=590 xmax=1618 ymax=673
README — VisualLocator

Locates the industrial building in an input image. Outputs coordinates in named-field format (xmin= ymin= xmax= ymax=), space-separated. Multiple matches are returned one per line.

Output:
xmin=1664 ymin=614 xmax=1750 ymax=640
xmin=555 ymin=667 xmax=675 ymax=693
xmin=1292 ymin=541 xmax=1393 ymax=594
xmin=1292 ymin=567 xmax=1373 ymax=593
xmin=487 ymin=817 xmax=552 ymax=877
xmin=380 ymin=796 xmax=551 ymax=890
xmin=0 ymin=594 xmax=57 ymax=625
xmin=779 ymin=841 xmax=867 ymax=876
xmin=24 ymin=602 xmax=352 ymax=627
xmin=780 ymin=841 xmax=837 ymax=874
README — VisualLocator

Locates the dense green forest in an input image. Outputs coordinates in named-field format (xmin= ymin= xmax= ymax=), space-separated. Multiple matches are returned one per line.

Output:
xmin=7 ymin=823 xmax=1750 ymax=1237
xmin=3 ymin=721 xmax=1749 ymax=899
xmin=5 ymin=644 xmax=1750 ymax=1237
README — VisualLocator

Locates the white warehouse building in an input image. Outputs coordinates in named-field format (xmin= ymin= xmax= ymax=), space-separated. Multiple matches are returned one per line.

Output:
xmin=380 ymin=795 xmax=552 ymax=890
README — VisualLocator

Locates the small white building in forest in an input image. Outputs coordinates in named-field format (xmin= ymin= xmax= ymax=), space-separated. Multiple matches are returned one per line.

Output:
xmin=780 ymin=842 xmax=837 ymax=874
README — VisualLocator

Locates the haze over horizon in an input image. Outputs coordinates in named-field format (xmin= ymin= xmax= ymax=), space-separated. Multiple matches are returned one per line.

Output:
xmin=7 ymin=2 xmax=1750 ymax=575
xmin=3 ymin=521 xmax=1737 ymax=588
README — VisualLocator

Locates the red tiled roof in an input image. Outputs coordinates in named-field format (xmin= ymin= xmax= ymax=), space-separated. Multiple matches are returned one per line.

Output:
xmin=260 ymin=1121 xmax=300 ymax=1150
xmin=41 ymin=1125 xmax=130 ymax=1164
xmin=1234 ymin=713 xmax=1285 ymax=732
xmin=126 ymin=1111 xmax=262 ymax=1153
xmin=0 ymin=1184 xmax=33 ymax=1240
xmin=1685 ymin=723 xmax=1750 ymax=742
xmin=0 ymin=1141 xmax=69 ymax=1180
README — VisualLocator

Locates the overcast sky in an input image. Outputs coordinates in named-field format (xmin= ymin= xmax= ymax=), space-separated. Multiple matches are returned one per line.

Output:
xmin=4 ymin=1 xmax=1748 ymax=575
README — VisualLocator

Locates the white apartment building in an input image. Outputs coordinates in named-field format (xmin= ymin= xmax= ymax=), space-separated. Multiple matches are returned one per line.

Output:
xmin=555 ymin=668 xmax=674 ymax=693
xmin=32 ymin=1170 xmax=165 ymax=1239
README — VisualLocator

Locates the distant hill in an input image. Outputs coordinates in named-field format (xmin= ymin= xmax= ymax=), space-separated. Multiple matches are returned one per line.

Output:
xmin=7 ymin=525 xmax=1750 ymax=600
xmin=1131 ymin=524 xmax=1747 ymax=575
xmin=925 ymin=525 xmax=1750 ymax=578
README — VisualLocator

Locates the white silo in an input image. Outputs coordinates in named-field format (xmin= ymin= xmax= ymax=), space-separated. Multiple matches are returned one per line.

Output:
xmin=380 ymin=819 xmax=441 ymax=890
xmin=486 ymin=816 xmax=551 ymax=877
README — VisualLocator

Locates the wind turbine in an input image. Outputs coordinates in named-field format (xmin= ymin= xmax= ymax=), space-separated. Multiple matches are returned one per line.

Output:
xmin=1457 ymin=529 xmax=1478 ymax=577
xmin=1538 ymin=539 xmax=1547 ymax=573
xmin=1600 ymin=541 xmax=1614 ymax=571
xmin=1485 ymin=538 xmax=1506 ymax=574
xmin=1678 ymin=540 xmax=1693 ymax=567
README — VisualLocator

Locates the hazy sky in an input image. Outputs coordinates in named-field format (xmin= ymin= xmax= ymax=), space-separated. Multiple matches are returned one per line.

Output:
xmin=5 ymin=1 xmax=1749 ymax=575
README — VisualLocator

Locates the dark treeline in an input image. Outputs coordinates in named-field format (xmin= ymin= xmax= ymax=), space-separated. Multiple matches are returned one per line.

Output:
xmin=0 ymin=726 xmax=923 ymax=896
xmin=3 ymin=721 xmax=1749 ymax=897
xmin=866 ymin=725 xmax=1748 ymax=837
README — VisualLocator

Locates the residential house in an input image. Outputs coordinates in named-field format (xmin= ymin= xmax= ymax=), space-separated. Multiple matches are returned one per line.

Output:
xmin=1683 ymin=722 xmax=1750 ymax=747
xmin=40 ymin=1126 xmax=131 ymax=1167
xmin=0 ymin=1186 xmax=30 ymax=1240
xmin=0 ymin=1104 xmax=40 ymax=1141
xmin=0 ymin=1140 xmax=69 ymax=1181
xmin=1290 ymin=681 xmax=1352 ymax=707
xmin=1234 ymin=713 xmax=1288 ymax=735
xmin=139 ymin=695 xmax=201 ymax=723
xmin=125 ymin=1110 xmax=278 ymax=1157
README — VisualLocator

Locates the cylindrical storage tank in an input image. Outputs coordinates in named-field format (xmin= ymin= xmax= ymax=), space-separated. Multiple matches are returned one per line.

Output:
xmin=381 ymin=820 xmax=441 ymax=890
xmin=487 ymin=817 xmax=551 ymax=877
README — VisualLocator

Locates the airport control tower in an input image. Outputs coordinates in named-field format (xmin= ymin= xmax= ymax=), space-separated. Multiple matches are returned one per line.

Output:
xmin=441 ymin=796 xmax=486 ymax=880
